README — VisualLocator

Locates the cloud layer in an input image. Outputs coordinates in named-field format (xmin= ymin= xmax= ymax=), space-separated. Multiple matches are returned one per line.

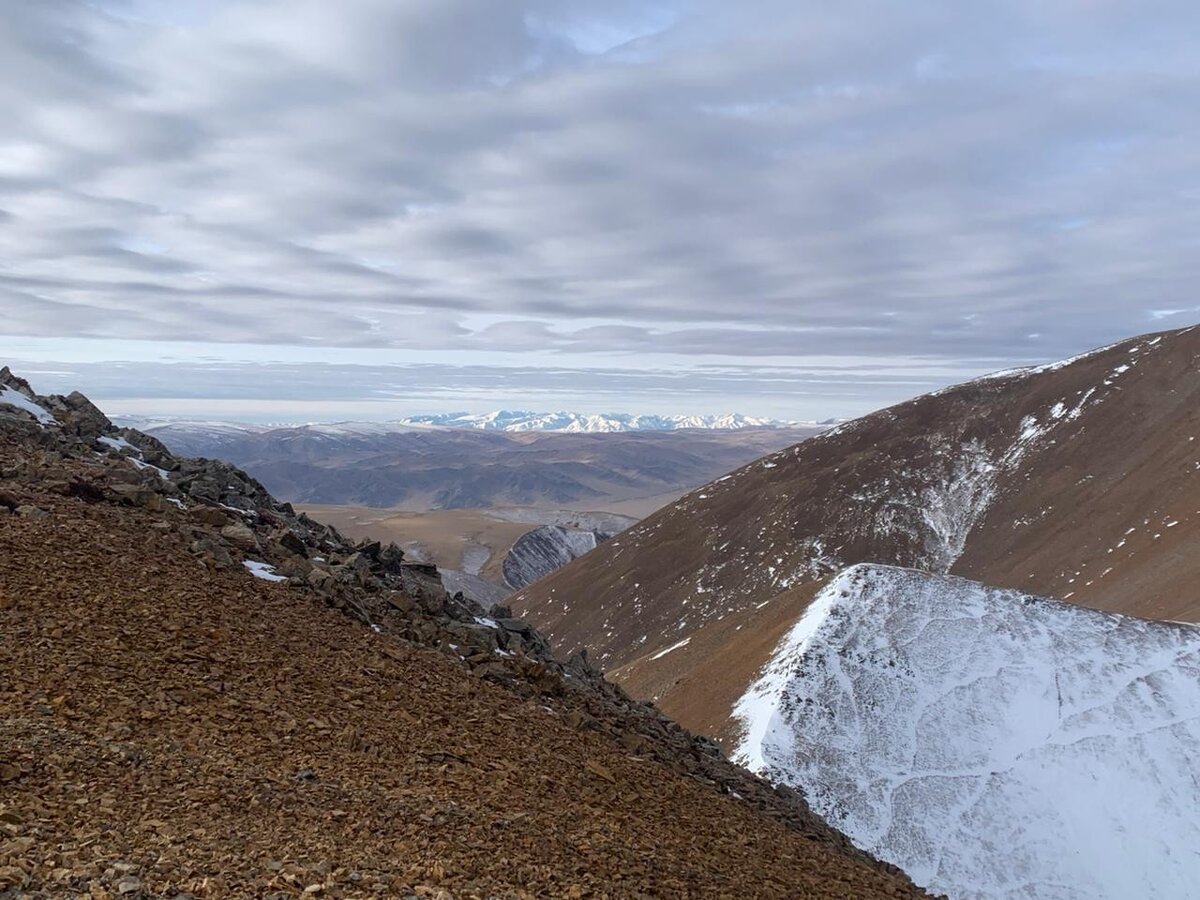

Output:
xmin=2 ymin=0 xmax=1198 ymax=414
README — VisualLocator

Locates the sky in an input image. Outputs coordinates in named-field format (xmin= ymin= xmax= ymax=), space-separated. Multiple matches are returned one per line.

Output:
xmin=2 ymin=0 xmax=1198 ymax=421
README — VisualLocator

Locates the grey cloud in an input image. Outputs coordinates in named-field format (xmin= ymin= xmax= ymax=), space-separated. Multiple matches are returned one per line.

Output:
xmin=14 ymin=357 xmax=954 ymax=422
xmin=0 ymin=0 xmax=1197 ymax=399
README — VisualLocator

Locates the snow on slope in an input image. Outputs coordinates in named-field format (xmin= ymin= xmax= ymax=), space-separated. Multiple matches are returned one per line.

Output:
xmin=0 ymin=385 xmax=57 ymax=426
xmin=734 ymin=564 xmax=1200 ymax=900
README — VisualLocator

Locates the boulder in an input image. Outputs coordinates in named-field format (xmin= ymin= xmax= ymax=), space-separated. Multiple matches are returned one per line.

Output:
xmin=275 ymin=529 xmax=308 ymax=557
xmin=190 ymin=537 xmax=233 ymax=567
xmin=306 ymin=566 xmax=335 ymax=591
xmin=190 ymin=506 xmax=232 ymax=527
xmin=220 ymin=522 xmax=260 ymax=552
xmin=276 ymin=556 xmax=313 ymax=579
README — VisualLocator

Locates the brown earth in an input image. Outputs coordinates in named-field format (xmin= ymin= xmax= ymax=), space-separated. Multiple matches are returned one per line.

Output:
xmin=0 ymin=385 xmax=926 ymax=897
xmin=514 ymin=325 xmax=1200 ymax=746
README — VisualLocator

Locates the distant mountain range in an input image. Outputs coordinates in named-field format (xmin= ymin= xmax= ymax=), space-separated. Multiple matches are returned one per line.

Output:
xmin=393 ymin=410 xmax=823 ymax=433
xmin=123 ymin=416 xmax=827 ymax=511
xmin=118 ymin=410 xmax=827 ymax=436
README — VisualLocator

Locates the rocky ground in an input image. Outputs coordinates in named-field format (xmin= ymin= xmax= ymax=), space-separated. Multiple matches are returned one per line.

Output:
xmin=0 ymin=370 xmax=926 ymax=898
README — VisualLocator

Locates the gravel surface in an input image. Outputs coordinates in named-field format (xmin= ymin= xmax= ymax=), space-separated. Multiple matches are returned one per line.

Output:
xmin=0 ymin=440 xmax=927 ymax=897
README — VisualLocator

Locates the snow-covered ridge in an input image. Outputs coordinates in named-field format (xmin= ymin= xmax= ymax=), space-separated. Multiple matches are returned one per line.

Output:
xmin=734 ymin=564 xmax=1200 ymax=900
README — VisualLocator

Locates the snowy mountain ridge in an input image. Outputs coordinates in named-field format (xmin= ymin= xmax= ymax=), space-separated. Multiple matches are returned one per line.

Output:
xmin=117 ymin=411 xmax=822 ymax=436
xmin=734 ymin=563 xmax=1200 ymax=900
xmin=393 ymin=410 xmax=814 ymax=432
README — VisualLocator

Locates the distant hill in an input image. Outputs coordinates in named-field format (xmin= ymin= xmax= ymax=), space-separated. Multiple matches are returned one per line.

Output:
xmin=124 ymin=419 xmax=827 ymax=511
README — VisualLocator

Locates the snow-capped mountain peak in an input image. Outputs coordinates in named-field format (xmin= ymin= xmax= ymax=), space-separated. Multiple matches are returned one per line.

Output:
xmin=394 ymin=410 xmax=803 ymax=432
xmin=115 ymin=410 xmax=815 ymax=437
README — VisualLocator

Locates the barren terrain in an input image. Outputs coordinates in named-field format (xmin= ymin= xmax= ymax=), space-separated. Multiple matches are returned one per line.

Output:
xmin=0 ymin=369 xmax=924 ymax=898
xmin=515 ymin=326 xmax=1200 ymax=744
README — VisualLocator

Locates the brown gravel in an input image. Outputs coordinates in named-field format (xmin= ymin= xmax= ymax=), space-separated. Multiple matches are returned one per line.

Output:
xmin=0 ymin=482 xmax=926 ymax=897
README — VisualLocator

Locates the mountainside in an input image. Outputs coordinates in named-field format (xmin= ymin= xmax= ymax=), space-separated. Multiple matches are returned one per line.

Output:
xmin=513 ymin=325 xmax=1200 ymax=740
xmin=736 ymin=564 xmax=1200 ymax=900
xmin=133 ymin=419 xmax=823 ymax=511
xmin=0 ymin=367 xmax=925 ymax=897
xmin=392 ymin=410 xmax=813 ymax=432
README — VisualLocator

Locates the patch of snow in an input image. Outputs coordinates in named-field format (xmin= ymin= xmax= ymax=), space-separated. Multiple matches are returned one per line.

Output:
xmin=649 ymin=637 xmax=691 ymax=661
xmin=734 ymin=564 xmax=1200 ymax=900
xmin=243 ymin=560 xmax=287 ymax=582
xmin=0 ymin=386 xmax=56 ymax=426
xmin=915 ymin=442 xmax=998 ymax=572
xmin=97 ymin=434 xmax=137 ymax=453
xmin=128 ymin=457 xmax=172 ymax=480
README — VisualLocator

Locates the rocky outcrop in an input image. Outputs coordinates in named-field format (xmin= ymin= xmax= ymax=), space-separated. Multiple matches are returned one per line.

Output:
xmin=502 ymin=525 xmax=612 ymax=589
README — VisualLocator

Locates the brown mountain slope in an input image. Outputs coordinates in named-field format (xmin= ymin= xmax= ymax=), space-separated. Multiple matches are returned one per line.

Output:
xmin=513 ymin=325 xmax=1200 ymax=741
xmin=0 ymin=373 xmax=924 ymax=897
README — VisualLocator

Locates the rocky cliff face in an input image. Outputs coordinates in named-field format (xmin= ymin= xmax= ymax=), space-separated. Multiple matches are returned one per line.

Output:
xmin=501 ymin=525 xmax=612 ymax=589
xmin=0 ymin=365 xmax=926 ymax=897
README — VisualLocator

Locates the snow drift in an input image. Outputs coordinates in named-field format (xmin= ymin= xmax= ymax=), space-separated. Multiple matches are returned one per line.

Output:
xmin=734 ymin=564 xmax=1200 ymax=900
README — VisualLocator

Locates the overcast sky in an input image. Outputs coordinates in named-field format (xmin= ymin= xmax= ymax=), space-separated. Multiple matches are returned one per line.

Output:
xmin=2 ymin=0 xmax=1198 ymax=421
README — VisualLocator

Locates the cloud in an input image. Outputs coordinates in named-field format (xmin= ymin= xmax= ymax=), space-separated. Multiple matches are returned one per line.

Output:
xmin=15 ymin=356 xmax=961 ymax=422
xmin=1 ymin=0 xmax=1198 ymax=414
